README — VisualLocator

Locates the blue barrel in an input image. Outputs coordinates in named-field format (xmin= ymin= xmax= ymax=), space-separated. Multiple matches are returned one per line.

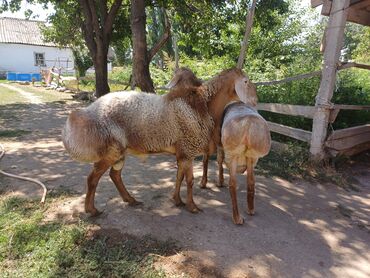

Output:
xmin=16 ymin=73 xmax=32 ymax=81
xmin=7 ymin=72 xmax=17 ymax=81
xmin=31 ymin=73 xmax=41 ymax=81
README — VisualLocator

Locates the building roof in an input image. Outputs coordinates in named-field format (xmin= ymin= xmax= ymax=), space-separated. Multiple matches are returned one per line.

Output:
xmin=0 ymin=17 xmax=56 ymax=47
xmin=311 ymin=0 xmax=370 ymax=26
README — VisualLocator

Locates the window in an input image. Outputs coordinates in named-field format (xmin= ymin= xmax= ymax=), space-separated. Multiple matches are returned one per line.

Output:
xmin=34 ymin=52 xmax=45 ymax=66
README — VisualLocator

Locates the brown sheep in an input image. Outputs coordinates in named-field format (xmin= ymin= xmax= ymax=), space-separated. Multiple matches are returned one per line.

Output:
xmin=168 ymin=68 xmax=271 ymax=225
xmin=62 ymin=67 xmax=256 ymax=216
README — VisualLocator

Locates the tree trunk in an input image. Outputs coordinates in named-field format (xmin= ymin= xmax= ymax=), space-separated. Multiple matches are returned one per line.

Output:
xmin=79 ymin=0 xmax=122 ymax=97
xmin=94 ymin=51 xmax=110 ymax=98
xmin=131 ymin=0 xmax=155 ymax=93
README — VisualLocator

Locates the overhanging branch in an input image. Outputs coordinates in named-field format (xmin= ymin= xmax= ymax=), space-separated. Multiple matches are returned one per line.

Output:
xmin=148 ymin=8 xmax=171 ymax=61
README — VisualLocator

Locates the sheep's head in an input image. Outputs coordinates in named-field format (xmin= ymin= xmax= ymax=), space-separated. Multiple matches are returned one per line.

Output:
xmin=206 ymin=68 xmax=258 ymax=144
xmin=216 ymin=68 xmax=257 ymax=107
xmin=166 ymin=67 xmax=202 ymax=89
xmin=234 ymin=74 xmax=257 ymax=107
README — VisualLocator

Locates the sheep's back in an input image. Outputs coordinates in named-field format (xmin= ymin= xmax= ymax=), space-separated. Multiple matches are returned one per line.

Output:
xmin=80 ymin=91 xmax=212 ymax=156
xmin=222 ymin=104 xmax=271 ymax=158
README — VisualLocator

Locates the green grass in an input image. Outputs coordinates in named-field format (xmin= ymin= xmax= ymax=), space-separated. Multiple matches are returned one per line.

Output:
xmin=0 ymin=129 xmax=32 ymax=138
xmin=255 ymin=142 xmax=352 ymax=188
xmin=0 ymin=85 xmax=28 ymax=105
xmin=9 ymin=83 xmax=72 ymax=103
xmin=0 ymin=195 xmax=176 ymax=278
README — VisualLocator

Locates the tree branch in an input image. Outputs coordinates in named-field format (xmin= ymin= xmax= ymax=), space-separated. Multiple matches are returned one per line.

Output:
xmin=148 ymin=8 xmax=171 ymax=61
xmin=87 ymin=0 xmax=103 ymax=40
xmin=237 ymin=0 xmax=257 ymax=69
xmin=79 ymin=0 xmax=97 ymax=59
xmin=104 ymin=0 xmax=123 ymax=41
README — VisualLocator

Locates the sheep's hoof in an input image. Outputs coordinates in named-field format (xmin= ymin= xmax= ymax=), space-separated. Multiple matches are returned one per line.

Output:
xmin=233 ymin=215 xmax=244 ymax=225
xmin=88 ymin=208 xmax=103 ymax=217
xmin=248 ymin=208 xmax=255 ymax=216
xmin=174 ymin=199 xmax=185 ymax=207
xmin=200 ymin=179 xmax=207 ymax=189
xmin=217 ymin=181 xmax=225 ymax=187
xmin=187 ymin=203 xmax=202 ymax=213
xmin=128 ymin=199 xmax=142 ymax=206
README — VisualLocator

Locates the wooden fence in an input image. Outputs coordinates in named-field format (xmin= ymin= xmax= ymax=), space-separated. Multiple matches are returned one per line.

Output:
xmin=255 ymin=62 xmax=370 ymax=157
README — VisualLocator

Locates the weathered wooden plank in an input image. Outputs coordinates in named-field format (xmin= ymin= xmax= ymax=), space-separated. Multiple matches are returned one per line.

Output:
xmin=333 ymin=104 xmax=370 ymax=110
xmin=257 ymin=103 xmax=316 ymax=118
xmin=347 ymin=7 xmax=370 ymax=26
xmin=350 ymin=0 xmax=370 ymax=10
xmin=338 ymin=62 xmax=370 ymax=71
xmin=325 ymin=131 xmax=370 ymax=150
xmin=327 ymin=124 xmax=370 ymax=140
xmin=267 ymin=121 xmax=312 ymax=142
xmin=311 ymin=0 xmax=323 ymax=8
xmin=321 ymin=0 xmax=332 ymax=15
xmin=339 ymin=141 xmax=370 ymax=156
xmin=310 ymin=0 xmax=350 ymax=160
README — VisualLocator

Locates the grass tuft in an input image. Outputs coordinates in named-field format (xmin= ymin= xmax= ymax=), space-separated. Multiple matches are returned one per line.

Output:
xmin=256 ymin=142 xmax=352 ymax=188
xmin=0 ymin=129 xmax=32 ymax=138
xmin=0 ymin=195 xmax=177 ymax=277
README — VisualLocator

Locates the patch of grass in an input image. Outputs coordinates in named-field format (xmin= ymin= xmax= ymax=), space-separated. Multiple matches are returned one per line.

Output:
xmin=0 ymin=195 xmax=177 ymax=277
xmin=0 ymin=86 xmax=28 ymax=105
xmin=0 ymin=129 xmax=31 ymax=138
xmin=9 ymin=84 xmax=72 ymax=103
xmin=255 ymin=142 xmax=351 ymax=188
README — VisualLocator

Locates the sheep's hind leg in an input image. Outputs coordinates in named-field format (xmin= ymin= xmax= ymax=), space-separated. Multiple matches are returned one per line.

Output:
xmin=217 ymin=147 xmax=225 ymax=187
xmin=109 ymin=161 xmax=141 ymax=206
xmin=246 ymin=157 xmax=255 ymax=216
xmin=85 ymin=160 xmax=111 ymax=216
xmin=200 ymin=154 xmax=209 ymax=188
xmin=184 ymin=160 xmax=202 ymax=213
xmin=228 ymin=158 xmax=244 ymax=225
xmin=173 ymin=160 xmax=185 ymax=207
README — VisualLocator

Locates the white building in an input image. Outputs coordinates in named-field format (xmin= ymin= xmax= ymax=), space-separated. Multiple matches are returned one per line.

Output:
xmin=0 ymin=17 xmax=74 ymax=76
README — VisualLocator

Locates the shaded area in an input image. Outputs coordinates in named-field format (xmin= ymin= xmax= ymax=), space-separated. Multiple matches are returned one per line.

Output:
xmin=1 ymin=91 xmax=370 ymax=277
xmin=0 ymin=196 xmax=178 ymax=277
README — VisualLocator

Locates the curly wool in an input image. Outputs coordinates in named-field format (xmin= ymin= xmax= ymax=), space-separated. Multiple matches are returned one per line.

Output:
xmin=62 ymin=90 xmax=214 ymax=163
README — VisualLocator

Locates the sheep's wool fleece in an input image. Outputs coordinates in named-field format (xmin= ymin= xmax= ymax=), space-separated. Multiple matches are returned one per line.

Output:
xmin=63 ymin=91 xmax=214 ymax=162
xmin=221 ymin=103 xmax=271 ymax=172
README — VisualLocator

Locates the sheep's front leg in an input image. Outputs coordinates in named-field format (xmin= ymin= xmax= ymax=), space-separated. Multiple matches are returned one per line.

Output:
xmin=184 ymin=160 xmax=202 ymax=213
xmin=173 ymin=160 xmax=185 ymax=206
xmin=85 ymin=160 xmax=110 ymax=216
xmin=200 ymin=154 xmax=209 ymax=188
xmin=217 ymin=147 xmax=225 ymax=187
xmin=228 ymin=158 xmax=244 ymax=224
xmin=109 ymin=160 xmax=141 ymax=206
xmin=246 ymin=157 xmax=255 ymax=215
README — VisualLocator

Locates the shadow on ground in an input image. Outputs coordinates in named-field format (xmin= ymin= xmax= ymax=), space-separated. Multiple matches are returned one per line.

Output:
xmin=1 ymin=99 xmax=370 ymax=278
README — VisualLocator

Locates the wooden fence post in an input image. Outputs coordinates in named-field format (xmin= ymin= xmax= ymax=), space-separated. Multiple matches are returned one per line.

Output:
xmin=309 ymin=0 xmax=350 ymax=161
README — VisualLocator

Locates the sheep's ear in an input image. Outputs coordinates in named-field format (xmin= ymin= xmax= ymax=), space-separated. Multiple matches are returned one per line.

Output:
xmin=165 ymin=74 xmax=181 ymax=89
xmin=235 ymin=77 xmax=258 ymax=107
xmin=235 ymin=77 xmax=249 ymax=103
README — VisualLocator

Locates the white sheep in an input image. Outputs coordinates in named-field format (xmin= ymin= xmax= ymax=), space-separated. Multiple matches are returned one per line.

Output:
xmin=62 ymin=68 xmax=257 ymax=216
xmin=220 ymin=102 xmax=271 ymax=224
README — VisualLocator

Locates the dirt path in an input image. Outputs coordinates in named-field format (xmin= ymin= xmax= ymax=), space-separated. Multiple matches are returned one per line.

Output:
xmin=1 ymin=87 xmax=369 ymax=278
xmin=0 ymin=83 xmax=42 ymax=103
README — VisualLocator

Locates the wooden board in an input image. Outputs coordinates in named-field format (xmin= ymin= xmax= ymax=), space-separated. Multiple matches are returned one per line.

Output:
xmin=257 ymin=103 xmax=316 ymax=119
xmin=267 ymin=121 xmax=312 ymax=142
xmin=327 ymin=124 xmax=370 ymax=140
xmin=311 ymin=0 xmax=323 ymax=8
xmin=348 ymin=6 xmax=370 ymax=26
xmin=325 ymin=131 xmax=370 ymax=150
xmin=339 ymin=141 xmax=370 ymax=156
xmin=333 ymin=104 xmax=370 ymax=110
